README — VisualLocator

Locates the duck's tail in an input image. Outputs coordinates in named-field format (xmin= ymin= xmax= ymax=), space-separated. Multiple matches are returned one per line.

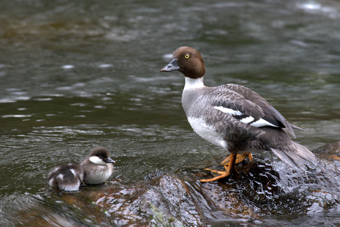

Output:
xmin=270 ymin=141 xmax=317 ymax=169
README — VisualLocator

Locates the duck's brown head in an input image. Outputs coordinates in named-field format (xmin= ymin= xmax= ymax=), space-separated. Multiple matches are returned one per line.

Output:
xmin=161 ymin=46 xmax=206 ymax=79
xmin=88 ymin=147 xmax=115 ymax=164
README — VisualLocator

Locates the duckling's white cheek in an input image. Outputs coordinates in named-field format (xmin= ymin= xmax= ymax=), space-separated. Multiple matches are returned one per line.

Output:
xmin=89 ymin=156 xmax=106 ymax=165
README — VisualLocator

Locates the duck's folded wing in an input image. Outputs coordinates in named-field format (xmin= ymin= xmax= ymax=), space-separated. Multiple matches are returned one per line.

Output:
xmin=209 ymin=84 xmax=297 ymax=138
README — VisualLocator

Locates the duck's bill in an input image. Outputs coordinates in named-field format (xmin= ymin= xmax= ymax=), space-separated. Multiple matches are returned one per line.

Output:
xmin=160 ymin=58 xmax=180 ymax=72
xmin=105 ymin=157 xmax=115 ymax=163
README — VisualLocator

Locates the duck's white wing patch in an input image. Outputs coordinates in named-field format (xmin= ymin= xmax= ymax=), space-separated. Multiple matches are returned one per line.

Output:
xmin=250 ymin=118 xmax=278 ymax=128
xmin=214 ymin=105 xmax=278 ymax=128
xmin=240 ymin=116 xmax=254 ymax=124
xmin=89 ymin=156 xmax=106 ymax=165
xmin=213 ymin=106 xmax=242 ymax=116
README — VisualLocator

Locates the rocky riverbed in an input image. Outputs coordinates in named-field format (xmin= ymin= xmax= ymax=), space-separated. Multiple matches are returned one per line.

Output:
xmin=16 ymin=141 xmax=340 ymax=226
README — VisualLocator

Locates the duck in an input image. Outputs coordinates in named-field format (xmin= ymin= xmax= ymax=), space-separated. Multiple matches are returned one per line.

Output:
xmin=81 ymin=147 xmax=115 ymax=185
xmin=160 ymin=46 xmax=317 ymax=182
xmin=48 ymin=163 xmax=84 ymax=191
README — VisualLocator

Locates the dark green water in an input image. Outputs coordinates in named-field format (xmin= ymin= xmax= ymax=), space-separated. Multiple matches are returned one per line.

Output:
xmin=0 ymin=0 xmax=340 ymax=226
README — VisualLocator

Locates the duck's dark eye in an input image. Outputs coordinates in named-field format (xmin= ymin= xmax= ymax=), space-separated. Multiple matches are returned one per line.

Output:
xmin=184 ymin=54 xmax=190 ymax=59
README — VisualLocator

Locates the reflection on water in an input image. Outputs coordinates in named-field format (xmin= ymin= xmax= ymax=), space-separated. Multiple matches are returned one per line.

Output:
xmin=1 ymin=0 xmax=340 ymax=225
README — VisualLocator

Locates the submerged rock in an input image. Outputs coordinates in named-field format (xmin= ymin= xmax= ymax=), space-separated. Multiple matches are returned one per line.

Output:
xmin=16 ymin=141 xmax=340 ymax=226
xmin=314 ymin=141 xmax=340 ymax=160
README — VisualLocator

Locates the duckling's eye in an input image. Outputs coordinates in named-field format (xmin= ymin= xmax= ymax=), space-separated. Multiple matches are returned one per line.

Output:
xmin=184 ymin=54 xmax=190 ymax=59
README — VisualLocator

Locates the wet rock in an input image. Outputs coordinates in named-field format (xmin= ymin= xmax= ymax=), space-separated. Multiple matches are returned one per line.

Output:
xmin=16 ymin=192 xmax=113 ymax=227
xmin=313 ymin=141 xmax=340 ymax=161
xmin=16 ymin=141 xmax=340 ymax=226
xmin=94 ymin=173 xmax=203 ymax=226
xmin=86 ymin=163 xmax=278 ymax=225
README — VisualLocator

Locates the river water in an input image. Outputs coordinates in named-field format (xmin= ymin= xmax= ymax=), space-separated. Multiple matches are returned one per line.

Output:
xmin=0 ymin=0 xmax=340 ymax=226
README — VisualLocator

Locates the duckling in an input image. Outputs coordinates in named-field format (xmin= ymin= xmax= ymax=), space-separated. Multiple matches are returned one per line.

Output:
xmin=48 ymin=163 xmax=84 ymax=191
xmin=81 ymin=147 xmax=115 ymax=185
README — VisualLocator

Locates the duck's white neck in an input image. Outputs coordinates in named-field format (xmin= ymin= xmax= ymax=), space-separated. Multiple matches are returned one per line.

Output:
xmin=184 ymin=77 xmax=205 ymax=90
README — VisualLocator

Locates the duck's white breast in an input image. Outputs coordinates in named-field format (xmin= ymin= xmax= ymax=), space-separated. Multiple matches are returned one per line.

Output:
xmin=187 ymin=117 xmax=227 ymax=149
xmin=84 ymin=164 xmax=113 ymax=184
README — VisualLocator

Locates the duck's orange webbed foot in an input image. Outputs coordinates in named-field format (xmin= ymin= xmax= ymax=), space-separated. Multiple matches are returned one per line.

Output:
xmin=220 ymin=152 xmax=253 ymax=166
xmin=200 ymin=168 xmax=233 ymax=182
xmin=201 ymin=152 xmax=239 ymax=182
xmin=200 ymin=152 xmax=252 ymax=183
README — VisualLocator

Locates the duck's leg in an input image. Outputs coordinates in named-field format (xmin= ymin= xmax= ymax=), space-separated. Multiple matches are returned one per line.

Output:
xmin=200 ymin=152 xmax=237 ymax=182
xmin=220 ymin=152 xmax=253 ymax=166
xmin=79 ymin=177 xmax=87 ymax=187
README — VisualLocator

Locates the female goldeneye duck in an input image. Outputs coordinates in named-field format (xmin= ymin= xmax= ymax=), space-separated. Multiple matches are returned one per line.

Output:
xmin=81 ymin=147 xmax=115 ymax=185
xmin=161 ymin=46 xmax=317 ymax=182
xmin=48 ymin=163 xmax=84 ymax=191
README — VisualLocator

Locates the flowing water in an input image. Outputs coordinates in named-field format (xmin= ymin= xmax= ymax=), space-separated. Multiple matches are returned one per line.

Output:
xmin=0 ymin=0 xmax=340 ymax=226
